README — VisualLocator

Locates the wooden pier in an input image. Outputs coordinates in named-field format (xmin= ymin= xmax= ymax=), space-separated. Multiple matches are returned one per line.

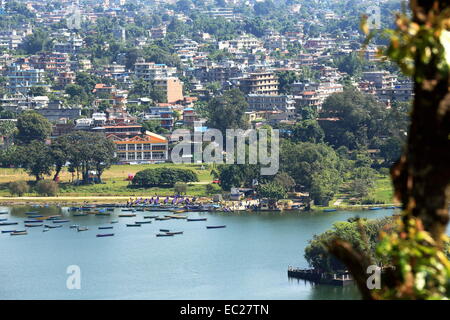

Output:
xmin=287 ymin=267 xmax=354 ymax=286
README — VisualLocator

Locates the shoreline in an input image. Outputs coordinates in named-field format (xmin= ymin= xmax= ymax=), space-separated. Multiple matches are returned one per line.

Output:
xmin=0 ymin=196 xmax=400 ymax=211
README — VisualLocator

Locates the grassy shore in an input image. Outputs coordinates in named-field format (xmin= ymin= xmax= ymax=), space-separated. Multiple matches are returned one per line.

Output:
xmin=0 ymin=163 xmax=215 ymax=198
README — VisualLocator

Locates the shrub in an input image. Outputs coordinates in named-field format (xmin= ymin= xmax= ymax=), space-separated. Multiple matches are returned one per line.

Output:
xmin=205 ymin=183 xmax=222 ymax=195
xmin=8 ymin=181 xmax=30 ymax=197
xmin=35 ymin=180 xmax=59 ymax=196
xmin=132 ymin=168 xmax=199 ymax=187
xmin=174 ymin=182 xmax=187 ymax=195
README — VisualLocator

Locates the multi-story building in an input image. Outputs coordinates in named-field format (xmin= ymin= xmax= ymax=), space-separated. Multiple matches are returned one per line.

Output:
xmin=247 ymin=94 xmax=296 ymax=113
xmin=239 ymin=71 xmax=279 ymax=95
xmin=134 ymin=58 xmax=177 ymax=81
xmin=6 ymin=64 xmax=46 ymax=94
xmin=362 ymin=71 xmax=397 ymax=89
xmin=153 ymin=77 xmax=184 ymax=103
xmin=30 ymin=52 xmax=70 ymax=74
xmin=150 ymin=26 xmax=167 ymax=40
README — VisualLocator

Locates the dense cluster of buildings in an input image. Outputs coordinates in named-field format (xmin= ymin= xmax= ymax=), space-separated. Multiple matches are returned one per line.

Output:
xmin=0 ymin=0 xmax=412 ymax=165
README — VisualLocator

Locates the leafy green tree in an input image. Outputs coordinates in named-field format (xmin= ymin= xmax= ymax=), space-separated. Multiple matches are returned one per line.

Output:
xmin=17 ymin=141 xmax=53 ymax=180
xmin=15 ymin=111 xmax=52 ymax=145
xmin=8 ymin=181 xmax=30 ymax=197
xmin=132 ymin=168 xmax=199 ymax=187
xmin=28 ymin=86 xmax=47 ymax=97
xmin=206 ymin=89 xmax=249 ymax=133
xmin=35 ymin=180 xmax=59 ymax=196
xmin=257 ymin=182 xmax=287 ymax=201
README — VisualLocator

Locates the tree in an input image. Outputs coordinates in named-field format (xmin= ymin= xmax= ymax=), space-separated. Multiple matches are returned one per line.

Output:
xmin=17 ymin=141 xmax=53 ymax=180
xmin=35 ymin=180 xmax=59 ymax=196
xmin=132 ymin=168 xmax=199 ymax=188
xmin=276 ymin=71 xmax=299 ymax=94
xmin=257 ymin=182 xmax=287 ymax=201
xmin=206 ymin=89 xmax=249 ymax=133
xmin=320 ymin=88 xmax=387 ymax=150
xmin=273 ymin=172 xmax=296 ymax=192
xmin=174 ymin=182 xmax=187 ymax=195
xmin=8 ymin=181 xmax=29 ymax=197
xmin=15 ymin=111 xmax=52 ymax=145
xmin=0 ymin=120 xmax=17 ymax=146
xmin=20 ymin=29 xmax=51 ymax=54
xmin=329 ymin=1 xmax=450 ymax=300
xmin=28 ymin=86 xmax=47 ymax=97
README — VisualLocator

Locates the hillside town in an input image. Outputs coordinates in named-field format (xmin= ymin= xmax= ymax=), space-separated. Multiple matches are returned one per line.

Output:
xmin=0 ymin=0 xmax=409 ymax=208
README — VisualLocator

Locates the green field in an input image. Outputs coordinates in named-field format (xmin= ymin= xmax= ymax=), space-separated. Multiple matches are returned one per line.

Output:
xmin=0 ymin=164 xmax=215 ymax=197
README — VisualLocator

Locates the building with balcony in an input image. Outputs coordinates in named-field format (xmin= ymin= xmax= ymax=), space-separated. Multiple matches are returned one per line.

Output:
xmin=239 ymin=71 xmax=279 ymax=95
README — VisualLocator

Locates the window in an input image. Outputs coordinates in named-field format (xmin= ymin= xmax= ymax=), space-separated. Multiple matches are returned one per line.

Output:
xmin=144 ymin=152 xmax=152 ymax=159
xmin=128 ymin=153 xmax=136 ymax=160
xmin=117 ymin=144 xmax=126 ymax=151
xmin=118 ymin=153 xmax=126 ymax=160
xmin=143 ymin=144 xmax=152 ymax=150
xmin=128 ymin=144 xmax=136 ymax=151
xmin=136 ymin=144 xmax=142 ymax=150
xmin=136 ymin=152 xmax=142 ymax=160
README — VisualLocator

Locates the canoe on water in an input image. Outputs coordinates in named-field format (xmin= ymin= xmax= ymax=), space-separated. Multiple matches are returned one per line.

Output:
xmin=99 ymin=226 xmax=113 ymax=229
xmin=119 ymin=214 xmax=136 ymax=217
xmin=11 ymin=231 xmax=28 ymax=236
xmin=44 ymin=224 xmax=62 ymax=229
xmin=96 ymin=233 xmax=114 ymax=237
xmin=52 ymin=220 xmax=70 ymax=223
xmin=143 ymin=215 xmax=158 ymax=219
xmin=206 ymin=225 xmax=226 ymax=229
xmin=155 ymin=217 xmax=171 ymax=221
xmin=135 ymin=221 xmax=152 ymax=224
xmin=126 ymin=224 xmax=141 ymax=227
xmin=159 ymin=229 xmax=170 ymax=232
xmin=0 ymin=222 xmax=18 ymax=226
xmin=77 ymin=227 xmax=88 ymax=232
xmin=166 ymin=231 xmax=183 ymax=235
xmin=156 ymin=233 xmax=173 ymax=237
xmin=187 ymin=218 xmax=207 ymax=222
xmin=73 ymin=213 xmax=88 ymax=217
xmin=0 ymin=211 xmax=8 ymax=215
xmin=25 ymin=224 xmax=43 ymax=227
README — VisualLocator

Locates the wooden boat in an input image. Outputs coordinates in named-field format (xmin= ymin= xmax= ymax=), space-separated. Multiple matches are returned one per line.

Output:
xmin=143 ymin=215 xmax=158 ymax=219
xmin=369 ymin=207 xmax=382 ymax=211
xmin=166 ymin=231 xmax=183 ymax=235
xmin=70 ymin=225 xmax=79 ymax=229
xmin=77 ymin=227 xmax=88 ymax=232
xmin=206 ymin=225 xmax=226 ymax=229
xmin=2 ymin=230 xmax=18 ymax=233
xmin=52 ymin=219 xmax=70 ymax=223
xmin=95 ymin=213 xmax=111 ymax=216
xmin=24 ymin=220 xmax=41 ymax=223
xmin=126 ymin=223 xmax=141 ymax=227
xmin=73 ymin=213 xmax=88 ymax=217
xmin=135 ymin=221 xmax=152 ymax=224
xmin=118 ymin=213 xmax=136 ymax=217
xmin=155 ymin=217 xmax=171 ymax=221
xmin=187 ymin=218 xmax=207 ymax=222
xmin=159 ymin=229 xmax=170 ymax=232
xmin=111 ymin=220 xmax=119 ymax=224
xmin=46 ymin=215 xmax=62 ymax=220
xmin=96 ymin=233 xmax=114 ymax=237
xmin=0 ymin=222 xmax=18 ymax=226
xmin=99 ymin=226 xmax=114 ymax=229
xmin=43 ymin=229 xmax=50 ymax=232
xmin=164 ymin=215 xmax=187 ymax=219
xmin=0 ymin=218 xmax=7 ymax=221
xmin=323 ymin=209 xmax=337 ymax=212
xmin=0 ymin=211 xmax=8 ymax=215
xmin=44 ymin=224 xmax=62 ymax=229
xmin=25 ymin=223 xmax=43 ymax=227
xmin=28 ymin=215 xmax=43 ymax=218
xmin=156 ymin=233 xmax=173 ymax=237
xmin=11 ymin=231 xmax=28 ymax=236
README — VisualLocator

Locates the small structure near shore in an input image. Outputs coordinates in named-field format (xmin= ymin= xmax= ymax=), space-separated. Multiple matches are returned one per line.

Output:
xmin=287 ymin=267 xmax=354 ymax=286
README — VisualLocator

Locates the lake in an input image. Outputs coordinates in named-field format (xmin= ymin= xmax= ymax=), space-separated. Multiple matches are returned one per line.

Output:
xmin=0 ymin=206 xmax=396 ymax=300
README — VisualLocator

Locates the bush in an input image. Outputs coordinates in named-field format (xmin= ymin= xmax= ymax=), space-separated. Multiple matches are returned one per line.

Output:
xmin=35 ymin=180 xmax=59 ymax=196
xmin=8 ymin=181 xmax=30 ymax=197
xmin=205 ymin=183 xmax=222 ymax=195
xmin=131 ymin=168 xmax=199 ymax=187
xmin=174 ymin=182 xmax=187 ymax=195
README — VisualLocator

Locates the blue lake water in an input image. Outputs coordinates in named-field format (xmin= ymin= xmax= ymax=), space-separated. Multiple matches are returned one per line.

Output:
xmin=0 ymin=206 xmax=397 ymax=299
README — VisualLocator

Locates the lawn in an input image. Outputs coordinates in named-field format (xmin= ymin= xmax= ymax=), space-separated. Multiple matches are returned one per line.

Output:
xmin=0 ymin=163 xmax=216 ymax=197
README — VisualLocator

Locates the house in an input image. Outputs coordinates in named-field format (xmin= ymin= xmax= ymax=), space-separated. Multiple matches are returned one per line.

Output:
xmin=109 ymin=131 xmax=169 ymax=164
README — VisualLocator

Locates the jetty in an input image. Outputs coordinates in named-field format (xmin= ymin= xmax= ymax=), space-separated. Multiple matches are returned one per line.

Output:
xmin=287 ymin=267 xmax=354 ymax=286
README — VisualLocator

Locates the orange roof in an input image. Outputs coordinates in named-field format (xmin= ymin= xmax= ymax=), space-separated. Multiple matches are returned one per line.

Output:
xmin=109 ymin=133 xmax=167 ymax=144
